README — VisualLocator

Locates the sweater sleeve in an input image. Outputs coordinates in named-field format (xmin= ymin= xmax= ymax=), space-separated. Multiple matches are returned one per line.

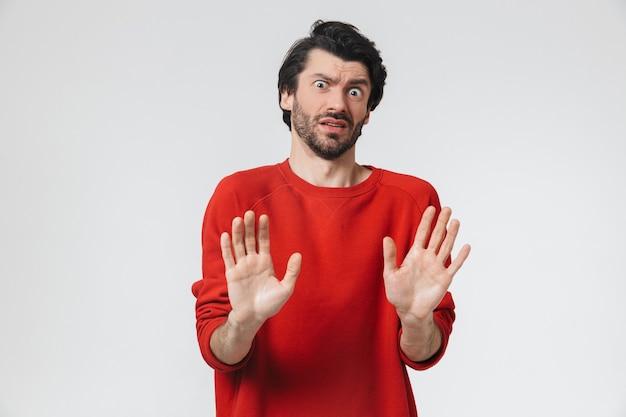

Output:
xmin=191 ymin=177 xmax=252 ymax=372
xmin=397 ymin=181 xmax=456 ymax=370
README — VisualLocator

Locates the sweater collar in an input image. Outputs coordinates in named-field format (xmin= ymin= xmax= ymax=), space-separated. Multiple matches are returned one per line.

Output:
xmin=277 ymin=159 xmax=382 ymax=198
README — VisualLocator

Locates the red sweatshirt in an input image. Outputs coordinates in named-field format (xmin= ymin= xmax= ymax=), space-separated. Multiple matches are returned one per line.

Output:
xmin=192 ymin=159 xmax=455 ymax=417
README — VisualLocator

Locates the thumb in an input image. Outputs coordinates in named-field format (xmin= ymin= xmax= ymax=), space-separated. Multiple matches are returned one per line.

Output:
xmin=282 ymin=252 xmax=302 ymax=292
xmin=382 ymin=237 xmax=398 ymax=274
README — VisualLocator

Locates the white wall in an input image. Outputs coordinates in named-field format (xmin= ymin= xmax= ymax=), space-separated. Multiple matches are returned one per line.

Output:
xmin=1 ymin=1 xmax=625 ymax=416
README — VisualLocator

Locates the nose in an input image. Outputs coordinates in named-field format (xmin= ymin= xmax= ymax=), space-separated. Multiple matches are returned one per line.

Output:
xmin=326 ymin=87 xmax=347 ymax=113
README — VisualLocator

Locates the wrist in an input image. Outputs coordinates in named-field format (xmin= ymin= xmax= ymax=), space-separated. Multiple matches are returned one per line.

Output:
xmin=226 ymin=310 xmax=266 ymax=337
xmin=210 ymin=312 xmax=264 ymax=366
xmin=397 ymin=310 xmax=434 ymax=330
xmin=398 ymin=314 xmax=442 ymax=363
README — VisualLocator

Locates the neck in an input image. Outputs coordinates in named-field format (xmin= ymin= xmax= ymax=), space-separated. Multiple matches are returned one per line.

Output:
xmin=288 ymin=139 xmax=371 ymax=187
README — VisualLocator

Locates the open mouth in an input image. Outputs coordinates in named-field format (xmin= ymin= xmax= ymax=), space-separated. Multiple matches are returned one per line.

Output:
xmin=322 ymin=122 xmax=344 ymax=128
xmin=319 ymin=121 xmax=347 ymax=135
xmin=319 ymin=117 xmax=349 ymax=130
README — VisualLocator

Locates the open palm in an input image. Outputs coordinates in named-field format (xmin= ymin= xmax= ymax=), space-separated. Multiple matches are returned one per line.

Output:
xmin=383 ymin=206 xmax=471 ymax=323
xmin=221 ymin=210 xmax=302 ymax=326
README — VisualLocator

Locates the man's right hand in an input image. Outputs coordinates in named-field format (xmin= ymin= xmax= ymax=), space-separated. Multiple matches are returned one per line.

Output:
xmin=221 ymin=210 xmax=302 ymax=326
xmin=210 ymin=210 xmax=301 ymax=365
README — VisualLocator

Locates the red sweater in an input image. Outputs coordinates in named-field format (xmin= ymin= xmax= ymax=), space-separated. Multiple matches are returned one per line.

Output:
xmin=192 ymin=159 xmax=455 ymax=417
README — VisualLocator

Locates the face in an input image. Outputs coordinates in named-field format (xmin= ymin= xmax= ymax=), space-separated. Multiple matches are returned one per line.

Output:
xmin=281 ymin=49 xmax=372 ymax=160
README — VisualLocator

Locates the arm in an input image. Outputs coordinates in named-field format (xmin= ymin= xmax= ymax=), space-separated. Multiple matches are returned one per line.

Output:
xmin=383 ymin=206 xmax=470 ymax=362
xmin=210 ymin=210 xmax=302 ymax=365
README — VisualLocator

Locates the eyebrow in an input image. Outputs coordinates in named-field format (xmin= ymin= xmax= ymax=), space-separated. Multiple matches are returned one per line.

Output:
xmin=310 ymin=72 xmax=370 ymax=87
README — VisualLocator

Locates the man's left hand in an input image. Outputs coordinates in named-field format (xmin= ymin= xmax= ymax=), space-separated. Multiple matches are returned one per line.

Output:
xmin=382 ymin=206 xmax=471 ymax=326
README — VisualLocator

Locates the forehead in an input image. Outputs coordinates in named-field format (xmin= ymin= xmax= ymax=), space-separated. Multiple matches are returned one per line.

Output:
xmin=301 ymin=49 xmax=370 ymax=83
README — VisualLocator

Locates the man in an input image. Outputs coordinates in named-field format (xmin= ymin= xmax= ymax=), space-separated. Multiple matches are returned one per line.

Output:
xmin=192 ymin=20 xmax=471 ymax=417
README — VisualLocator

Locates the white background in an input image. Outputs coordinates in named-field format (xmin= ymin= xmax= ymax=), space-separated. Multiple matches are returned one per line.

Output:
xmin=1 ymin=0 xmax=625 ymax=416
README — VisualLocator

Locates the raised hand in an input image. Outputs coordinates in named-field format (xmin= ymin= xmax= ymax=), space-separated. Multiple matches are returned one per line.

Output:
xmin=383 ymin=206 xmax=470 ymax=325
xmin=221 ymin=210 xmax=302 ymax=328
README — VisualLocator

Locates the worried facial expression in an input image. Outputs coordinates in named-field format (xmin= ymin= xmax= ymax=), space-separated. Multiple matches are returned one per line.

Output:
xmin=281 ymin=49 xmax=372 ymax=160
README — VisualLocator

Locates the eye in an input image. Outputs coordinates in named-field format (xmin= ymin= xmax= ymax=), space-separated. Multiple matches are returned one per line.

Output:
xmin=348 ymin=88 xmax=363 ymax=97
xmin=314 ymin=80 xmax=328 ymax=89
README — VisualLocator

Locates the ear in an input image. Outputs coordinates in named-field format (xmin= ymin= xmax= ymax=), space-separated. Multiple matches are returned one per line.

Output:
xmin=280 ymin=89 xmax=293 ymax=111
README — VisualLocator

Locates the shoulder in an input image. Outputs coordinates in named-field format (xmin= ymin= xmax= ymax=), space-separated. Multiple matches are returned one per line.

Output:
xmin=365 ymin=167 xmax=442 ymax=210
xmin=209 ymin=161 xmax=289 ymax=206
xmin=203 ymin=162 xmax=288 ymax=227
xmin=377 ymin=168 xmax=438 ymax=196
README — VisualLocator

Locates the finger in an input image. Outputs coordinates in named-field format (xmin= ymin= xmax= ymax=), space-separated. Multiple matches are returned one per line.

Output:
xmin=427 ymin=207 xmax=452 ymax=252
xmin=447 ymin=243 xmax=471 ymax=276
xmin=243 ymin=210 xmax=257 ymax=255
xmin=220 ymin=232 xmax=236 ymax=270
xmin=257 ymin=214 xmax=270 ymax=254
xmin=437 ymin=218 xmax=460 ymax=260
xmin=413 ymin=206 xmax=436 ymax=249
xmin=382 ymin=236 xmax=398 ymax=274
xmin=281 ymin=252 xmax=302 ymax=293
xmin=231 ymin=216 xmax=246 ymax=260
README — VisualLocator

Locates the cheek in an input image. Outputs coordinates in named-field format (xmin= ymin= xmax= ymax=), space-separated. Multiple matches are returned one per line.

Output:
xmin=352 ymin=105 xmax=370 ymax=123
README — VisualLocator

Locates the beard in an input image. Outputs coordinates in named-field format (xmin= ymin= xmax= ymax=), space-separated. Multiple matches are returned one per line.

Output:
xmin=291 ymin=98 xmax=366 ymax=161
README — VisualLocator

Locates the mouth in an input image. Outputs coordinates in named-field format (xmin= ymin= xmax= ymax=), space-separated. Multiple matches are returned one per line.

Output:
xmin=319 ymin=117 xmax=349 ymax=134
xmin=322 ymin=121 xmax=344 ymax=127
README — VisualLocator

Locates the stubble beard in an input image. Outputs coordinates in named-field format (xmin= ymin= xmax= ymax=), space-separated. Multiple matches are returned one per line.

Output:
xmin=291 ymin=98 xmax=366 ymax=161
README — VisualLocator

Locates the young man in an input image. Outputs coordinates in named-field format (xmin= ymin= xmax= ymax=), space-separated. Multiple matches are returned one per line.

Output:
xmin=192 ymin=20 xmax=471 ymax=417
